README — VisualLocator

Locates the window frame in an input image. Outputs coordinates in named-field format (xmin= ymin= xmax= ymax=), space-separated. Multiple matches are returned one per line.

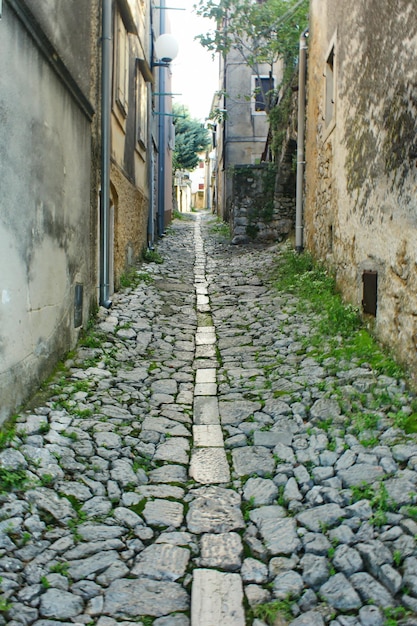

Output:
xmin=135 ymin=66 xmax=147 ymax=149
xmin=114 ymin=10 xmax=129 ymax=118
xmin=323 ymin=32 xmax=337 ymax=139
xmin=251 ymin=74 xmax=275 ymax=116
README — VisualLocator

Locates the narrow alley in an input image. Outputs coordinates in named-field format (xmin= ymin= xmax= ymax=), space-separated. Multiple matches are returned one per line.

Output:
xmin=1 ymin=212 xmax=417 ymax=626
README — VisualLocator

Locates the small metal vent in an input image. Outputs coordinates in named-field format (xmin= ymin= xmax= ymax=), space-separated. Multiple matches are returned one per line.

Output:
xmin=74 ymin=284 xmax=83 ymax=328
xmin=362 ymin=271 xmax=377 ymax=316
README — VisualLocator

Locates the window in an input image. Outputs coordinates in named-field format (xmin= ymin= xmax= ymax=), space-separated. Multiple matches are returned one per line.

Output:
xmin=115 ymin=11 xmax=129 ymax=116
xmin=251 ymin=75 xmax=275 ymax=115
xmin=324 ymin=33 xmax=337 ymax=136
xmin=199 ymin=161 xmax=204 ymax=168
xmin=325 ymin=47 xmax=335 ymax=125
xmin=136 ymin=69 xmax=147 ymax=148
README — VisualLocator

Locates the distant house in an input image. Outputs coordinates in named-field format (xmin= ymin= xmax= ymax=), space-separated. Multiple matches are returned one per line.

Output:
xmin=304 ymin=0 xmax=417 ymax=373
xmin=213 ymin=44 xmax=281 ymax=221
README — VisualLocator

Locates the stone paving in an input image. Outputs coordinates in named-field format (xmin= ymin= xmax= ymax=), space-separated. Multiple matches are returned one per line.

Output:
xmin=1 ymin=212 xmax=417 ymax=625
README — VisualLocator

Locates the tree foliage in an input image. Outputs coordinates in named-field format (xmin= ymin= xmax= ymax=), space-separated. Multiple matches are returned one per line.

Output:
xmin=172 ymin=104 xmax=210 ymax=172
xmin=196 ymin=0 xmax=308 ymax=116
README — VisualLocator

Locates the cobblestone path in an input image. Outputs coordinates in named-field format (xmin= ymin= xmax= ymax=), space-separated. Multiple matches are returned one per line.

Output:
xmin=1 ymin=212 xmax=417 ymax=625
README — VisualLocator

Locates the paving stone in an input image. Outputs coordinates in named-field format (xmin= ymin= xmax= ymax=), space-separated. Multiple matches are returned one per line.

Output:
xmin=153 ymin=437 xmax=190 ymax=464
xmin=143 ymin=499 xmax=184 ymax=528
xmin=39 ymin=588 xmax=83 ymax=619
xmin=289 ymin=611 xmax=325 ymax=626
xmin=186 ymin=486 xmax=244 ymax=533
xmin=194 ymin=382 xmax=217 ymax=396
xmin=67 ymin=550 xmax=121 ymax=581
xmin=131 ymin=544 xmax=190 ymax=580
xmin=349 ymin=572 xmax=395 ymax=608
xmin=7 ymin=213 xmax=417 ymax=626
xmin=243 ymin=477 xmax=278 ymax=505
xmin=104 ymin=578 xmax=189 ymax=618
xmin=272 ymin=570 xmax=304 ymax=599
xmin=191 ymin=569 xmax=244 ymax=626
xmin=142 ymin=416 xmax=190 ymax=437
xmin=255 ymin=516 xmax=301 ymax=556
xmin=193 ymin=425 xmax=224 ymax=447
xmin=319 ymin=573 xmax=362 ymax=610
xmin=189 ymin=447 xmax=230 ymax=483
xmin=296 ymin=504 xmax=346 ymax=532
xmin=193 ymin=396 xmax=220 ymax=425
xmin=337 ymin=464 xmax=385 ymax=487
xmin=149 ymin=465 xmax=188 ymax=483
xmin=232 ymin=446 xmax=275 ymax=477
xmin=195 ymin=369 xmax=216 ymax=384
xmin=199 ymin=532 xmax=243 ymax=571
xmin=219 ymin=400 xmax=262 ymax=425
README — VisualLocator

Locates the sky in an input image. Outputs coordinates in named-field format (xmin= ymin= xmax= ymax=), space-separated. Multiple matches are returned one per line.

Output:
xmin=167 ymin=0 xmax=219 ymax=122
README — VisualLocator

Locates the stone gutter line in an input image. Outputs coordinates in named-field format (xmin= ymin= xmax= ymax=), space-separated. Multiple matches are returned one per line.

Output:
xmin=189 ymin=213 xmax=245 ymax=625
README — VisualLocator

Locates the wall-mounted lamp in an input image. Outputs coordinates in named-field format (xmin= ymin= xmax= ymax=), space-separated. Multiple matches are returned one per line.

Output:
xmin=153 ymin=33 xmax=179 ymax=67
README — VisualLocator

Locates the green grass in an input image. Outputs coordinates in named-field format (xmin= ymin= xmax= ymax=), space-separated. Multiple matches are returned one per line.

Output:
xmin=251 ymin=597 xmax=294 ymax=625
xmin=0 ymin=468 xmax=27 ymax=493
xmin=350 ymin=481 xmax=395 ymax=527
xmin=143 ymin=248 xmax=163 ymax=264
xmin=209 ymin=219 xmax=230 ymax=239
xmin=273 ymin=248 xmax=405 ymax=380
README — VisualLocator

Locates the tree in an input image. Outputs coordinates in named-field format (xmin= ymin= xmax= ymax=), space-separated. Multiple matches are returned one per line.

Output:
xmin=172 ymin=104 xmax=210 ymax=172
xmin=196 ymin=0 xmax=308 ymax=119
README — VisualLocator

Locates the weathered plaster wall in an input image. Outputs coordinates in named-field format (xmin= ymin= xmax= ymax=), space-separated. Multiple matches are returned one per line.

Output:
xmin=0 ymin=2 xmax=96 ymax=422
xmin=230 ymin=165 xmax=293 ymax=244
xmin=304 ymin=0 xmax=417 ymax=374
xmin=110 ymin=163 xmax=148 ymax=289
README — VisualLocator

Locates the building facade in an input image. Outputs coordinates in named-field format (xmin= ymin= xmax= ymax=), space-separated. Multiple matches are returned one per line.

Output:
xmin=0 ymin=0 xmax=175 ymax=423
xmin=214 ymin=47 xmax=279 ymax=220
xmin=304 ymin=0 xmax=417 ymax=373
xmin=0 ymin=0 xmax=100 ymax=422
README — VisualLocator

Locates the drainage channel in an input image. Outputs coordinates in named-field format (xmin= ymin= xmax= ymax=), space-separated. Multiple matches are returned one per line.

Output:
xmin=189 ymin=214 xmax=245 ymax=625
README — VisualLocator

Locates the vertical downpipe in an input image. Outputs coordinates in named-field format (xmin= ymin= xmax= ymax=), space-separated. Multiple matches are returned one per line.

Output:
xmin=100 ymin=0 xmax=112 ymax=307
xmin=157 ymin=0 xmax=166 ymax=236
xmin=147 ymin=84 xmax=156 ymax=248
xmin=295 ymin=28 xmax=309 ymax=253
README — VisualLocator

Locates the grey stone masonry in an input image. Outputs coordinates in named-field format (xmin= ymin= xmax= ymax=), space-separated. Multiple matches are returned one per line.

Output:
xmin=1 ymin=212 xmax=417 ymax=625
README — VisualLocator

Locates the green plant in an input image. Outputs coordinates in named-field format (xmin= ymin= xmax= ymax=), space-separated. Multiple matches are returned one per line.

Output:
xmin=383 ymin=606 xmax=410 ymax=625
xmin=241 ymin=497 xmax=255 ymax=522
xmin=62 ymin=430 xmax=78 ymax=442
xmin=392 ymin=550 xmax=402 ymax=567
xmin=251 ymin=597 xmax=294 ymax=625
xmin=20 ymin=532 xmax=31 ymax=546
xmin=0 ymin=468 xmax=27 ymax=493
xmin=130 ymin=500 xmax=146 ymax=517
xmin=40 ymin=576 xmax=50 ymax=589
xmin=143 ymin=249 xmax=163 ymax=264
xmin=209 ymin=220 xmax=230 ymax=239
xmin=0 ymin=415 xmax=18 ymax=451
xmin=133 ymin=457 xmax=152 ymax=472
xmin=0 ymin=596 xmax=11 ymax=612
xmin=39 ymin=473 xmax=55 ymax=487
xmin=49 ymin=562 xmax=69 ymax=576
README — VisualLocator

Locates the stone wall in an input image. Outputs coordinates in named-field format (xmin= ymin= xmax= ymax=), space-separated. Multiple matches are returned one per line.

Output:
xmin=304 ymin=0 xmax=417 ymax=376
xmin=110 ymin=164 xmax=149 ymax=290
xmin=230 ymin=162 xmax=295 ymax=245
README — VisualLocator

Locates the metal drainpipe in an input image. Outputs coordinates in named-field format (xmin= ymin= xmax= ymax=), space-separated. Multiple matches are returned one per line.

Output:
xmin=147 ymin=85 xmax=155 ymax=248
xmin=157 ymin=0 xmax=166 ymax=237
xmin=99 ymin=0 xmax=112 ymax=307
xmin=295 ymin=27 xmax=309 ymax=253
